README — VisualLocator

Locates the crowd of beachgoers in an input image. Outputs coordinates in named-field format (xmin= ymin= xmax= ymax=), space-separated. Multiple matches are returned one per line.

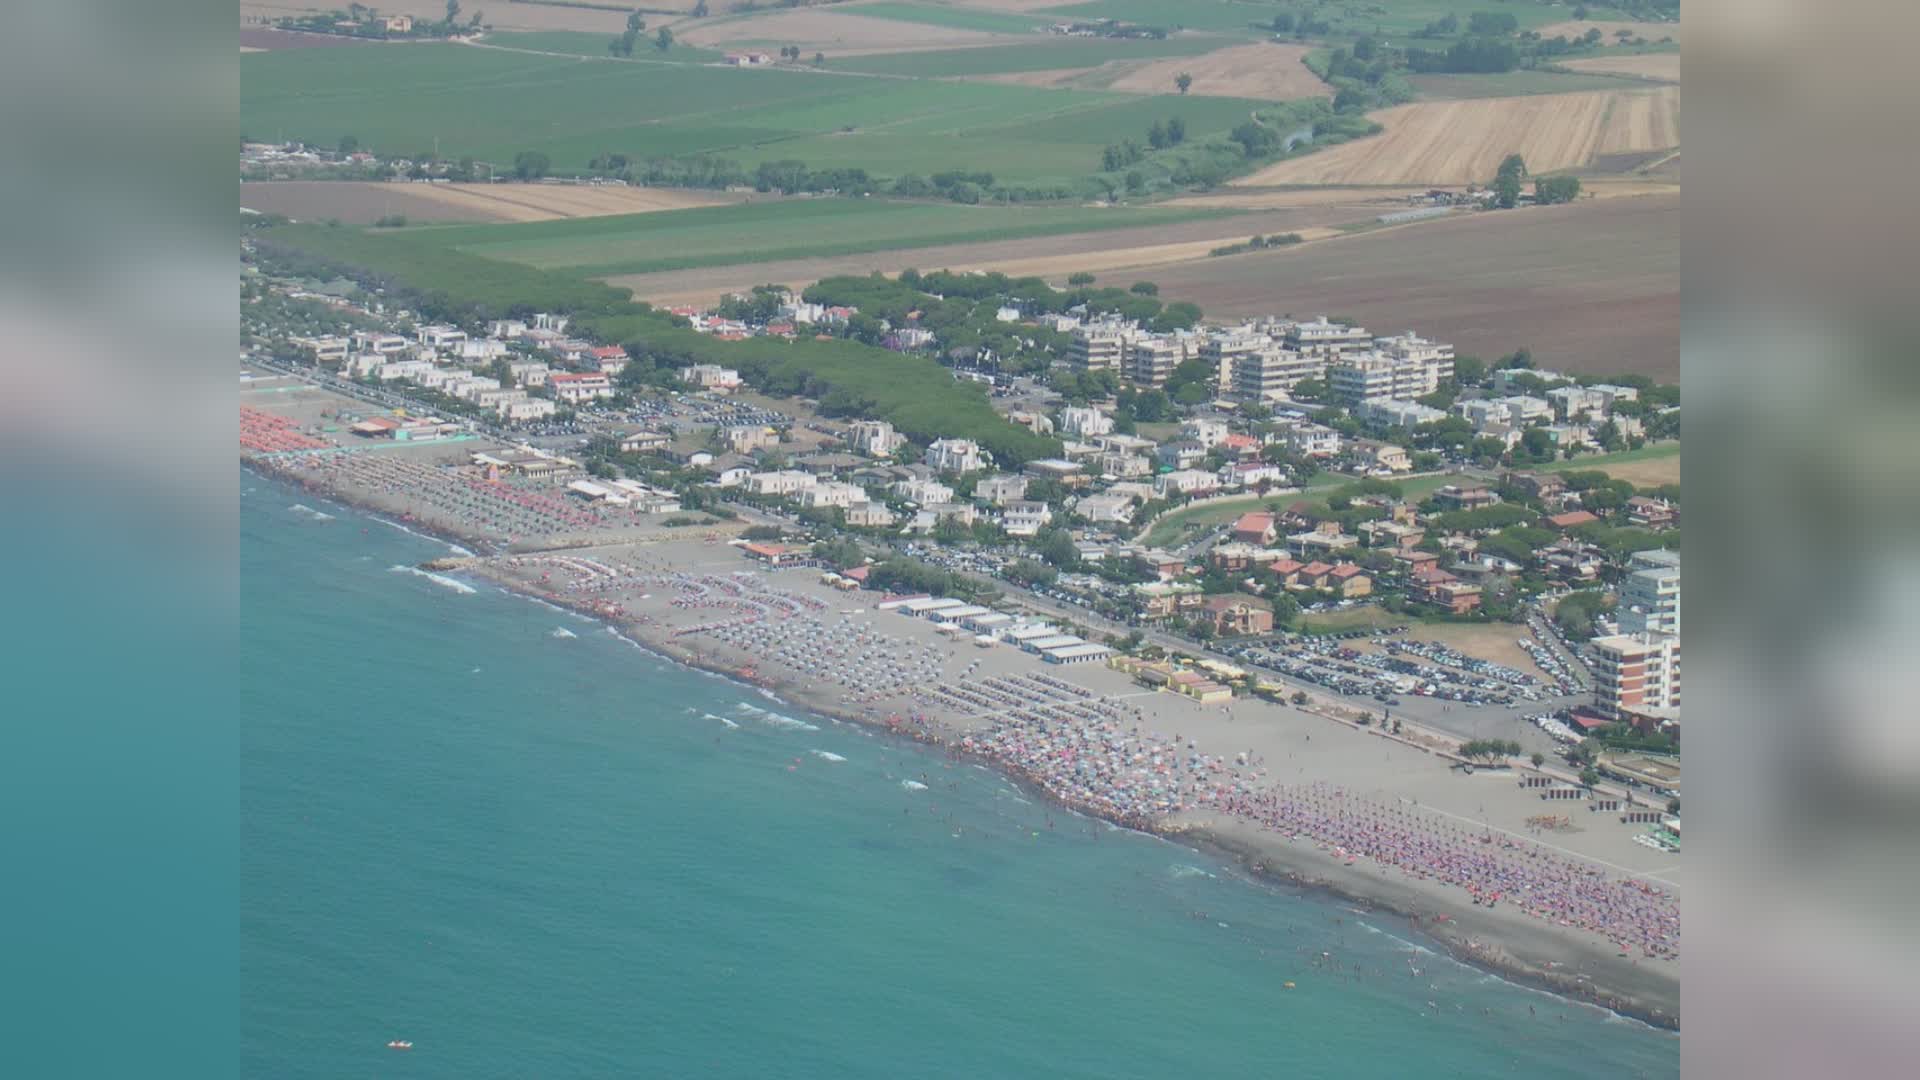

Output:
xmin=1219 ymin=784 xmax=1680 ymax=961
xmin=272 ymin=450 xmax=656 ymax=547
xmin=483 ymin=551 xmax=1679 ymax=970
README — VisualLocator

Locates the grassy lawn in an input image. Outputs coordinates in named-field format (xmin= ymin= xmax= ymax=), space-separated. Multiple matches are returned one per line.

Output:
xmin=242 ymin=41 xmax=1274 ymax=186
xmin=1296 ymin=605 xmax=1407 ymax=634
xmin=406 ymin=199 xmax=1234 ymax=276
xmin=1140 ymin=471 xmax=1458 ymax=548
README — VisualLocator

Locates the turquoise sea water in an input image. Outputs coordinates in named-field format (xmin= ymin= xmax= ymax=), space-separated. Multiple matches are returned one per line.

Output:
xmin=242 ymin=471 xmax=1678 ymax=1078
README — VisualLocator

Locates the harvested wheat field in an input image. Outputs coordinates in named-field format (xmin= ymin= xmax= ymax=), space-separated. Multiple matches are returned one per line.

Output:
xmin=1236 ymin=89 xmax=1680 ymax=187
xmin=681 ymin=11 xmax=1003 ymax=55
xmin=1561 ymin=53 xmax=1681 ymax=83
xmin=1142 ymin=194 xmax=1680 ymax=381
xmin=1104 ymin=43 xmax=1330 ymax=100
xmin=1166 ymin=188 xmax=1426 ymax=211
xmin=240 ymin=182 xmax=735 ymax=224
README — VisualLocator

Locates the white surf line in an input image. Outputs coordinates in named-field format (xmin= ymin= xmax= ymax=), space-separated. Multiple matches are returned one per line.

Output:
xmin=1400 ymin=798 xmax=1682 ymax=892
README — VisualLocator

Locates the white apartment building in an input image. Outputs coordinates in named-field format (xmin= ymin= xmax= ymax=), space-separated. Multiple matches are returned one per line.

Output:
xmin=375 ymin=359 xmax=435 ymax=382
xmin=1328 ymin=350 xmax=1447 ymax=404
xmin=845 ymin=503 xmax=898 ymax=528
xmin=1060 ymin=406 xmax=1115 ymax=437
xmin=679 ymin=364 xmax=743 ymax=393
xmin=548 ymin=372 xmax=613 ymax=403
xmin=746 ymin=470 xmax=818 ymax=497
xmin=1230 ymin=347 xmax=1324 ymax=402
xmin=508 ymin=361 xmax=551 ymax=387
xmin=1000 ymin=500 xmax=1054 ymax=538
xmin=1284 ymin=316 xmax=1372 ymax=359
xmin=295 ymin=335 xmax=350 ymax=363
xmin=925 ymin=438 xmax=988 ymax=474
xmin=1357 ymin=397 xmax=1448 ymax=428
xmin=500 ymin=397 xmax=557 ymax=422
xmin=354 ymin=332 xmax=412 ymax=356
xmin=1276 ymin=421 xmax=1342 ymax=457
xmin=1618 ymin=550 xmax=1681 ymax=636
xmin=1127 ymin=337 xmax=1186 ymax=386
xmin=416 ymin=324 xmax=468 ymax=348
xmin=1373 ymin=332 xmax=1454 ymax=382
xmin=1590 ymin=632 xmax=1681 ymax=720
xmin=846 ymin=419 xmax=907 ymax=458
xmin=1548 ymin=385 xmax=1612 ymax=420
xmin=799 ymin=481 xmax=869 ymax=509
xmin=1068 ymin=324 xmax=1134 ymax=373
xmin=891 ymin=478 xmax=955 ymax=505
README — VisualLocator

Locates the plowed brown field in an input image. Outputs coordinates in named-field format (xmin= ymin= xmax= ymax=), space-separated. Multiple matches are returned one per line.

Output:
xmin=1234 ymin=89 xmax=1680 ymax=187
xmin=1104 ymin=43 xmax=1330 ymax=100
xmin=1561 ymin=54 xmax=1681 ymax=83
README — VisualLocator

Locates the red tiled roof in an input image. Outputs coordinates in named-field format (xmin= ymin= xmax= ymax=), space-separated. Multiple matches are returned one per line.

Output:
xmin=1548 ymin=510 xmax=1600 ymax=528
xmin=1329 ymin=564 xmax=1365 ymax=578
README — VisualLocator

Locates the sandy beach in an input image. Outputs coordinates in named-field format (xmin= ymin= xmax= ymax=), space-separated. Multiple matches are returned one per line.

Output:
xmin=240 ymin=398 xmax=1680 ymax=1028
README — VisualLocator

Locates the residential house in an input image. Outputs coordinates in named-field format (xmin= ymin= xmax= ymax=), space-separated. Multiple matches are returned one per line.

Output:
xmin=1155 ymin=440 xmax=1209 ymax=470
xmin=844 ymin=502 xmax=898 ymax=529
xmin=1287 ymin=521 xmax=1359 ymax=557
xmin=725 ymin=425 xmax=779 ymax=454
xmin=800 ymin=481 xmax=869 ymax=509
xmin=1432 ymin=484 xmax=1498 ymax=511
xmin=1627 ymin=496 xmax=1677 ymax=529
xmin=1060 ymin=406 xmax=1114 ymax=437
xmin=616 ymin=429 xmax=671 ymax=455
xmin=891 ymin=478 xmax=954 ymax=506
xmin=846 ymin=419 xmax=906 ymax=458
xmin=1326 ymin=563 xmax=1373 ymax=597
xmin=1073 ymin=493 xmax=1136 ymax=524
xmin=746 ymin=470 xmax=817 ymax=498
xmin=1202 ymin=594 xmax=1274 ymax=637
xmin=1546 ymin=510 xmax=1601 ymax=531
xmin=1155 ymin=469 xmax=1220 ymax=498
xmin=973 ymin=473 xmax=1029 ymax=506
xmin=1350 ymin=440 xmax=1412 ymax=474
xmin=1133 ymin=549 xmax=1187 ymax=581
xmin=1134 ymin=581 xmax=1204 ymax=620
xmin=1230 ymin=512 xmax=1278 ymax=545
xmin=925 ymin=438 xmax=988 ymax=474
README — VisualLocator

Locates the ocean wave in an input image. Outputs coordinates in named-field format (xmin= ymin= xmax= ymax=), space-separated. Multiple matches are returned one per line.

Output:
xmin=759 ymin=712 xmax=819 ymax=732
xmin=703 ymin=713 xmax=741 ymax=729
xmin=549 ymin=627 xmax=577 ymax=639
xmin=388 ymin=565 xmax=477 ymax=595
xmin=288 ymin=503 xmax=334 ymax=522
xmin=901 ymin=780 xmax=928 ymax=792
xmin=1170 ymin=864 xmax=1217 ymax=880
xmin=809 ymin=750 xmax=847 ymax=763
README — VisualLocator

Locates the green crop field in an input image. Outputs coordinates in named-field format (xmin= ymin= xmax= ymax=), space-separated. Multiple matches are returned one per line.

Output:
xmin=241 ymin=43 xmax=1275 ymax=186
xmin=269 ymin=198 xmax=1235 ymax=279
xmin=847 ymin=2 xmax=1051 ymax=34
xmin=1040 ymin=0 xmax=1573 ymax=39
xmin=830 ymin=35 xmax=1226 ymax=77
xmin=483 ymin=31 xmax=726 ymax=63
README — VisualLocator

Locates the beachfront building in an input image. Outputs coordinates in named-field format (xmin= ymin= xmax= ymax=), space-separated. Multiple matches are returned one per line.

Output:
xmin=925 ymin=438 xmax=988 ymax=474
xmin=746 ymin=470 xmax=818 ymax=497
xmin=1591 ymin=632 xmax=1681 ymax=721
xmin=799 ymin=481 xmax=869 ymax=509
xmin=1618 ymin=550 xmax=1681 ymax=635
xmin=549 ymin=372 xmax=614 ymax=403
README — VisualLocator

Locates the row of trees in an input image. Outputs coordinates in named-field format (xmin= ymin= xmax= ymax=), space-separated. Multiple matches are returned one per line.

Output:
xmin=609 ymin=12 xmax=673 ymax=55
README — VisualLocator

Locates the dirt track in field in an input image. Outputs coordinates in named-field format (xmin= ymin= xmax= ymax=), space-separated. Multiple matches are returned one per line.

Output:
xmin=1139 ymin=194 xmax=1681 ymax=381
xmin=1235 ymin=88 xmax=1680 ymax=186
xmin=240 ymin=181 xmax=736 ymax=224
xmin=1560 ymin=54 xmax=1681 ymax=83
xmin=602 ymin=199 xmax=1401 ymax=309
xmin=681 ymin=10 xmax=1005 ymax=55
